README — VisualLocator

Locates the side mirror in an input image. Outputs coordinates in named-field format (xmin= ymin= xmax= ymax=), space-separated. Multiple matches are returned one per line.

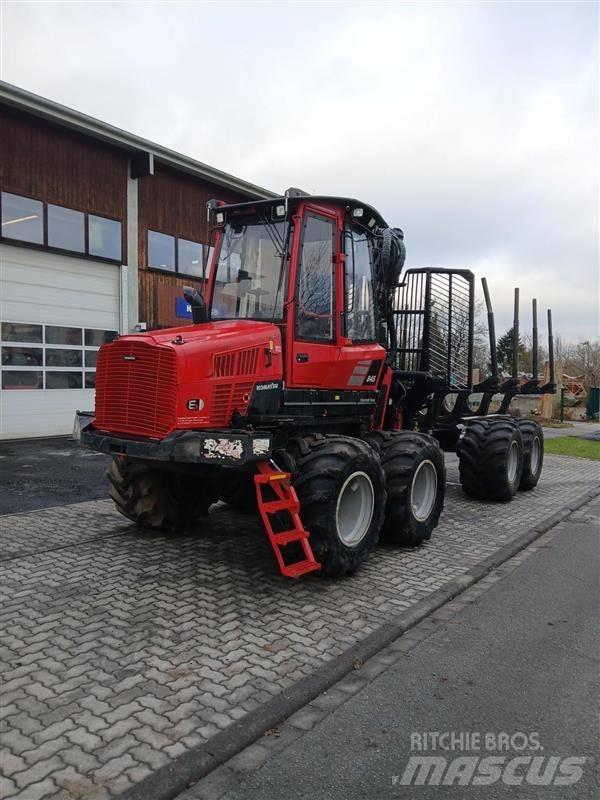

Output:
xmin=182 ymin=286 xmax=208 ymax=324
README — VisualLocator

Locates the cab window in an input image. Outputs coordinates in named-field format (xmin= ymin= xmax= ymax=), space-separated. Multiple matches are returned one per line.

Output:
xmin=345 ymin=228 xmax=376 ymax=341
xmin=296 ymin=214 xmax=335 ymax=341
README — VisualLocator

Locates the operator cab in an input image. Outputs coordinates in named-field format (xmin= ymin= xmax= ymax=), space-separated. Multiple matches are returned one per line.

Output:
xmin=205 ymin=192 xmax=405 ymax=392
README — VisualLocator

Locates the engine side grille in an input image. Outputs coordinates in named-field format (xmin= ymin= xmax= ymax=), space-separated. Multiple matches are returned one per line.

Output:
xmin=209 ymin=381 xmax=254 ymax=427
xmin=238 ymin=347 xmax=259 ymax=375
xmin=214 ymin=352 xmax=235 ymax=378
xmin=94 ymin=340 xmax=177 ymax=437
xmin=213 ymin=347 xmax=260 ymax=378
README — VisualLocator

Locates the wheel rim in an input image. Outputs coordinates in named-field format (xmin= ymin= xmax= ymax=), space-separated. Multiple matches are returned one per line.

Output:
xmin=411 ymin=460 xmax=438 ymax=522
xmin=336 ymin=471 xmax=375 ymax=547
xmin=507 ymin=440 xmax=519 ymax=483
xmin=530 ymin=436 xmax=541 ymax=473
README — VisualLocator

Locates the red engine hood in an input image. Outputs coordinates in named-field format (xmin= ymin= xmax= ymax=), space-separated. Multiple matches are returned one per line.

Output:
xmin=94 ymin=320 xmax=283 ymax=437
xmin=118 ymin=320 xmax=281 ymax=380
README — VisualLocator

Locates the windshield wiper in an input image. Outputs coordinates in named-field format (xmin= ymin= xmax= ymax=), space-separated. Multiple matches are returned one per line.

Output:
xmin=259 ymin=213 xmax=285 ymax=256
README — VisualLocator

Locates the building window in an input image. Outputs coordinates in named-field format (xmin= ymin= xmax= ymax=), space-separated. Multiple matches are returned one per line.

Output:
xmin=88 ymin=215 xmax=122 ymax=261
xmin=0 ymin=192 xmax=123 ymax=263
xmin=46 ymin=348 xmax=83 ymax=367
xmin=1 ymin=346 xmax=43 ymax=367
xmin=84 ymin=350 xmax=98 ymax=368
xmin=2 ymin=371 xmax=43 ymax=390
xmin=1 ymin=192 xmax=43 ymax=245
xmin=148 ymin=230 xmax=212 ymax=277
xmin=178 ymin=238 xmax=204 ymax=277
xmin=148 ymin=231 xmax=175 ymax=271
xmin=48 ymin=204 xmax=85 ymax=253
xmin=84 ymin=329 xmax=118 ymax=347
xmin=45 ymin=326 xmax=83 ymax=346
xmin=1 ymin=322 xmax=43 ymax=343
xmin=0 ymin=322 xmax=118 ymax=390
xmin=46 ymin=372 xmax=83 ymax=389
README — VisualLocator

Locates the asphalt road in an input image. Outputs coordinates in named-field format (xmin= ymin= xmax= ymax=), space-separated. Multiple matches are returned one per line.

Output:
xmin=0 ymin=436 xmax=111 ymax=514
xmin=222 ymin=499 xmax=600 ymax=800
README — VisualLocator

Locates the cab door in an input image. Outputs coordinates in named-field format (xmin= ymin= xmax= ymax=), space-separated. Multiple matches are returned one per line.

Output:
xmin=336 ymin=224 xmax=387 ymax=389
xmin=288 ymin=208 xmax=386 ymax=389
xmin=289 ymin=207 xmax=341 ymax=387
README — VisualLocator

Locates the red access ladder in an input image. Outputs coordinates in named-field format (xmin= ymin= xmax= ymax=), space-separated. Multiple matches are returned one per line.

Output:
xmin=254 ymin=461 xmax=321 ymax=578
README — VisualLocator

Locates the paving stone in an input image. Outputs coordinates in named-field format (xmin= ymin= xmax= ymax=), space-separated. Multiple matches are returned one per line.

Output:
xmin=1 ymin=456 xmax=596 ymax=800
xmin=0 ymin=775 xmax=18 ymax=798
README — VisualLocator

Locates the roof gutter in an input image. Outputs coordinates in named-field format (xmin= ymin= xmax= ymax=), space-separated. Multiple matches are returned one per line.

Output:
xmin=0 ymin=81 xmax=277 ymax=200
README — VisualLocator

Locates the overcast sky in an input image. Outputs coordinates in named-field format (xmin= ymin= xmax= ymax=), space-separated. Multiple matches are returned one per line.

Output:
xmin=2 ymin=1 xmax=598 ymax=341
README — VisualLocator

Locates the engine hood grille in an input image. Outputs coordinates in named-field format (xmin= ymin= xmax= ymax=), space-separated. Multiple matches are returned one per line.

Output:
xmin=94 ymin=340 xmax=177 ymax=438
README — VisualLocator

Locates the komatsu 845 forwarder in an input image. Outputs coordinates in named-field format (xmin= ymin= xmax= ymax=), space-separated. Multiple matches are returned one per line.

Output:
xmin=75 ymin=190 xmax=555 ymax=578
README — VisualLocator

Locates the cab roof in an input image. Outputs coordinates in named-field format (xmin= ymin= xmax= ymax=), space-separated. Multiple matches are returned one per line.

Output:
xmin=215 ymin=193 xmax=390 ymax=230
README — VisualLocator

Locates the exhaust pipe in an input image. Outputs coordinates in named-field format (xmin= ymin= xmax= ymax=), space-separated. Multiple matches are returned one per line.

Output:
xmin=183 ymin=286 xmax=208 ymax=325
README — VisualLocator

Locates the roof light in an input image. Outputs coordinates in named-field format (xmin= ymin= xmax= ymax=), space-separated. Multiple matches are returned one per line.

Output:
xmin=216 ymin=212 xmax=225 ymax=224
xmin=275 ymin=204 xmax=285 ymax=217
xmin=368 ymin=217 xmax=376 ymax=228
xmin=352 ymin=207 xmax=364 ymax=218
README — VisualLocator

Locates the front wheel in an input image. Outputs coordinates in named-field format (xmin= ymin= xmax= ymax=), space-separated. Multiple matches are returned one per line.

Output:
xmin=364 ymin=431 xmax=446 ymax=546
xmin=284 ymin=434 xmax=386 ymax=577
xmin=107 ymin=457 xmax=215 ymax=530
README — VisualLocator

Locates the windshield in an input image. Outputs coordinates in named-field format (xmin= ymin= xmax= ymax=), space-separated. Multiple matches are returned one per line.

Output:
xmin=211 ymin=219 xmax=288 ymax=321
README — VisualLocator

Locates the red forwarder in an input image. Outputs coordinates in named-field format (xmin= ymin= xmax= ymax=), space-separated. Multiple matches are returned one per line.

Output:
xmin=75 ymin=191 xmax=555 ymax=578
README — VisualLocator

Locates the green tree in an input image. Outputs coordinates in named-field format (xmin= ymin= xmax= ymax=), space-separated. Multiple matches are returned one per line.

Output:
xmin=495 ymin=327 xmax=527 ymax=375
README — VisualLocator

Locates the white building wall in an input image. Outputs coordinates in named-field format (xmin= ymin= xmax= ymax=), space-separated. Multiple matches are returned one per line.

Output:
xmin=0 ymin=244 xmax=122 ymax=440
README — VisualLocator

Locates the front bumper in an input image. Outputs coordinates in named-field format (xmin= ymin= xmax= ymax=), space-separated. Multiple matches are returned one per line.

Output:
xmin=73 ymin=412 xmax=272 ymax=466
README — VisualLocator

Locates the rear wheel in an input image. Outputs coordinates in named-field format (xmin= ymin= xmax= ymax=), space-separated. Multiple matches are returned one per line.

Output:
xmin=284 ymin=434 xmax=386 ymax=577
xmin=516 ymin=419 xmax=544 ymax=490
xmin=365 ymin=431 xmax=446 ymax=546
xmin=457 ymin=419 xmax=524 ymax=501
xmin=107 ymin=457 xmax=214 ymax=530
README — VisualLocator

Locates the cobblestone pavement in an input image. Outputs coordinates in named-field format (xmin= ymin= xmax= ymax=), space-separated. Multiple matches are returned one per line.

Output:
xmin=1 ymin=455 xmax=598 ymax=800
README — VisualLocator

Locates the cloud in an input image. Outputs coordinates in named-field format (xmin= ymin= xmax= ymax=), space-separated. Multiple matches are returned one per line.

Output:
xmin=1 ymin=0 xmax=598 ymax=340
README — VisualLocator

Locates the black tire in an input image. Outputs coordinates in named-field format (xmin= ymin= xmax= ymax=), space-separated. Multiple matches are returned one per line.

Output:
xmin=457 ymin=419 xmax=524 ymax=502
xmin=284 ymin=434 xmax=386 ymax=577
xmin=219 ymin=472 xmax=257 ymax=513
xmin=364 ymin=431 xmax=446 ymax=546
xmin=516 ymin=420 xmax=544 ymax=490
xmin=107 ymin=457 xmax=214 ymax=530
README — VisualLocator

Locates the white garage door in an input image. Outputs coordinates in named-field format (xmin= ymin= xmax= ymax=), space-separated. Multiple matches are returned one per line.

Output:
xmin=0 ymin=244 xmax=122 ymax=440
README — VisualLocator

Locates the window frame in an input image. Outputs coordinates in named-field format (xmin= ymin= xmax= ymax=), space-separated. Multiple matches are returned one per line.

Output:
xmin=0 ymin=191 xmax=123 ymax=265
xmin=147 ymin=230 xmax=176 ymax=272
xmin=0 ymin=191 xmax=44 ymax=246
xmin=294 ymin=211 xmax=337 ymax=344
xmin=146 ymin=229 xmax=211 ymax=278
xmin=0 ymin=321 xmax=118 ymax=391
xmin=343 ymin=225 xmax=378 ymax=344
xmin=47 ymin=202 xmax=86 ymax=254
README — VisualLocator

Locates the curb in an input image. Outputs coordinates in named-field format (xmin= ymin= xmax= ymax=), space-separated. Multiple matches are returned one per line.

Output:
xmin=121 ymin=488 xmax=600 ymax=800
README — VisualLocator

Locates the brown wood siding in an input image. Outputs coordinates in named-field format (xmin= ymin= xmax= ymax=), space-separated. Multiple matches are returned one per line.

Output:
xmin=138 ymin=164 xmax=249 ymax=328
xmin=0 ymin=107 xmax=128 ymax=259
